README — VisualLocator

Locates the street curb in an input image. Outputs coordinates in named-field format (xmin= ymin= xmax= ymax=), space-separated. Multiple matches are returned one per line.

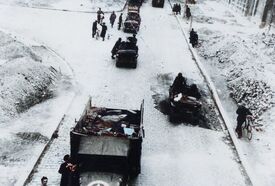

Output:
xmin=167 ymin=1 xmax=259 ymax=186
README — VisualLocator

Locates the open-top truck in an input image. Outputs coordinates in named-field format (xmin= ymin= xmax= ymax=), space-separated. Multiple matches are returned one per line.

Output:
xmin=70 ymin=98 xmax=144 ymax=186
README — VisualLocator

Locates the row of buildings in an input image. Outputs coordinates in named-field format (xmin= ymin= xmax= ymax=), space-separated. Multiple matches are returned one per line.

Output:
xmin=223 ymin=0 xmax=275 ymax=27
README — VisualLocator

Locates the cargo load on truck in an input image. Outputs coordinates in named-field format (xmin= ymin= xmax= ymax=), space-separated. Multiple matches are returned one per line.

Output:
xmin=69 ymin=98 xmax=144 ymax=186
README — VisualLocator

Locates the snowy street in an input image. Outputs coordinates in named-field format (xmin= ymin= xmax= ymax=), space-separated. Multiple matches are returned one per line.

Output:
xmin=0 ymin=0 xmax=274 ymax=185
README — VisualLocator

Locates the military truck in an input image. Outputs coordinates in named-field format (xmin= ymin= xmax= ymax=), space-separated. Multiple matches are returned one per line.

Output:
xmin=169 ymin=82 xmax=202 ymax=123
xmin=152 ymin=0 xmax=164 ymax=8
xmin=70 ymin=98 xmax=144 ymax=186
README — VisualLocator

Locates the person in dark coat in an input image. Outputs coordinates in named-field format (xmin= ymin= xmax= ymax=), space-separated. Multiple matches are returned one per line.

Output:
xmin=92 ymin=20 xmax=98 ymax=38
xmin=193 ymin=31 xmax=198 ymax=47
xmin=97 ymin=8 xmax=104 ymax=23
xmin=109 ymin=11 xmax=117 ymax=28
xmin=58 ymin=154 xmax=72 ymax=186
xmin=189 ymin=28 xmax=198 ymax=47
xmin=186 ymin=5 xmax=191 ymax=20
xmin=235 ymin=104 xmax=252 ymax=138
xmin=171 ymin=73 xmax=187 ymax=96
xmin=189 ymin=28 xmax=195 ymax=43
xmin=99 ymin=22 xmax=107 ymax=41
xmin=172 ymin=4 xmax=176 ymax=14
xmin=111 ymin=37 xmax=122 ymax=59
xmin=118 ymin=13 xmax=123 ymax=30
xmin=189 ymin=84 xmax=201 ymax=99
xmin=128 ymin=34 xmax=137 ymax=45
xmin=178 ymin=4 xmax=181 ymax=15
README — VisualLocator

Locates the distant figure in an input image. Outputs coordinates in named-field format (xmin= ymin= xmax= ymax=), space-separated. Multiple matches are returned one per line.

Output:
xmin=128 ymin=34 xmax=137 ymax=45
xmin=235 ymin=104 xmax=252 ymax=138
xmin=189 ymin=84 xmax=201 ymax=99
xmin=100 ymin=22 xmax=107 ymax=41
xmin=172 ymin=4 xmax=176 ymax=14
xmin=173 ymin=4 xmax=181 ymax=15
xmin=118 ymin=13 xmax=123 ymax=30
xmin=109 ymin=11 xmax=117 ymax=28
xmin=92 ymin=20 xmax=98 ymax=38
xmin=58 ymin=154 xmax=72 ymax=186
xmin=111 ymin=37 xmax=122 ymax=59
xmin=189 ymin=28 xmax=198 ymax=48
xmin=186 ymin=5 xmax=191 ymax=20
xmin=41 ymin=176 xmax=48 ymax=186
xmin=171 ymin=73 xmax=187 ymax=95
xmin=97 ymin=8 xmax=104 ymax=23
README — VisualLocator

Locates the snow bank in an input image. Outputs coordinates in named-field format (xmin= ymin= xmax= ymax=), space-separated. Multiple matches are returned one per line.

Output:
xmin=0 ymin=31 xmax=61 ymax=123
xmin=197 ymin=27 xmax=275 ymax=126
xmin=0 ymin=0 xmax=126 ymax=12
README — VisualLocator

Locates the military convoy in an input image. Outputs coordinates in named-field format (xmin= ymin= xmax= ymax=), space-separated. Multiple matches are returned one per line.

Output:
xmin=70 ymin=98 xmax=144 ymax=185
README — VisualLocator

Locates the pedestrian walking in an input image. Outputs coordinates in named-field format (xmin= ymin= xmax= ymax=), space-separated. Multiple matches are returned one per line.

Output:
xmin=235 ymin=104 xmax=252 ymax=138
xmin=92 ymin=20 xmax=98 ymax=38
xmin=109 ymin=11 xmax=117 ymax=28
xmin=100 ymin=22 xmax=107 ymax=41
xmin=185 ymin=5 xmax=191 ymax=20
xmin=118 ymin=13 xmax=123 ymax=30
xmin=97 ymin=8 xmax=104 ymax=23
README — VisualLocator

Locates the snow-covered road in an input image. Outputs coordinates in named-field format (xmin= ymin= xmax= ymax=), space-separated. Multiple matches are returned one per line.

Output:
xmin=0 ymin=1 xmax=253 ymax=186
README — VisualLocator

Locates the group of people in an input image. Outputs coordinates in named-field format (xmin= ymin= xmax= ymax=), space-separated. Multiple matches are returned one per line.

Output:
xmin=172 ymin=3 xmax=181 ymax=15
xmin=111 ymin=34 xmax=138 ymax=59
xmin=172 ymin=3 xmax=191 ymax=19
xmin=92 ymin=8 xmax=124 ymax=41
xmin=171 ymin=73 xmax=253 ymax=139
xmin=171 ymin=73 xmax=200 ymax=99
xmin=92 ymin=20 xmax=107 ymax=41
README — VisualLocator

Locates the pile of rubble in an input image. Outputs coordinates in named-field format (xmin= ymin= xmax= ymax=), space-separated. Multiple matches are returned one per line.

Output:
xmin=197 ymin=28 xmax=274 ymax=125
xmin=0 ymin=31 xmax=61 ymax=123
xmin=227 ymin=76 xmax=273 ymax=124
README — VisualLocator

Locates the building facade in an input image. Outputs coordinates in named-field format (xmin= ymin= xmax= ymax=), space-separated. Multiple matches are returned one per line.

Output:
xmin=224 ymin=0 xmax=275 ymax=27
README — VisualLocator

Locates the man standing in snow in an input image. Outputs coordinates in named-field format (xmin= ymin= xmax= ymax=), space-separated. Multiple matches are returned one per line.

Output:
xmin=235 ymin=104 xmax=252 ymax=138
xmin=171 ymin=73 xmax=187 ymax=96
xmin=185 ymin=5 xmax=191 ymax=20
xmin=97 ymin=8 xmax=104 ymax=23
xmin=92 ymin=20 xmax=98 ymax=38
xmin=58 ymin=154 xmax=72 ymax=186
xmin=99 ymin=22 xmax=107 ymax=41
xmin=118 ymin=13 xmax=123 ymax=30
xmin=109 ymin=11 xmax=117 ymax=28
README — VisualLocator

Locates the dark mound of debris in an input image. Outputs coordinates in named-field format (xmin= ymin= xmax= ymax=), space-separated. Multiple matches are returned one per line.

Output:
xmin=16 ymin=132 xmax=49 ymax=143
